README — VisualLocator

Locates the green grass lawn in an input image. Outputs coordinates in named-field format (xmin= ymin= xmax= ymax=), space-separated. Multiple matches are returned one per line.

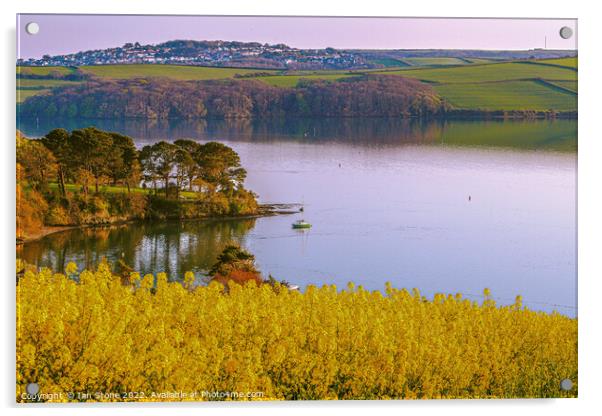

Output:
xmin=434 ymin=80 xmax=577 ymax=111
xmin=79 ymin=64 xmax=277 ymax=80
xmin=50 ymin=183 xmax=198 ymax=199
xmin=50 ymin=183 xmax=148 ymax=195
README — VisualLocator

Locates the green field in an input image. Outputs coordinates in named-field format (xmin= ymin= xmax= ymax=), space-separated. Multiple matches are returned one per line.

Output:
xmin=79 ymin=64 xmax=277 ymax=80
xmin=371 ymin=60 xmax=577 ymax=111
xmin=403 ymin=57 xmax=469 ymax=66
xmin=258 ymin=73 xmax=358 ymax=87
xmin=17 ymin=78 xmax=82 ymax=103
xmin=464 ymin=58 xmax=502 ymax=64
xmin=547 ymin=80 xmax=578 ymax=93
xmin=533 ymin=57 xmax=578 ymax=69
xmin=434 ymin=80 xmax=577 ymax=111
xmin=377 ymin=62 xmax=577 ymax=83
xmin=17 ymin=79 xmax=81 ymax=88
xmin=281 ymin=69 xmax=354 ymax=76
xmin=17 ymin=89 xmax=50 ymax=103
xmin=17 ymin=66 xmax=75 ymax=76
xmin=369 ymin=58 xmax=410 ymax=67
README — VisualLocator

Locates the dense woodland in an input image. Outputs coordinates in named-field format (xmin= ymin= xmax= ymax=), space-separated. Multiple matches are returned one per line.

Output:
xmin=19 ymin=75 xmax=448 ymax=120
xmin=16 ymin=128 xmax=258 ymax=240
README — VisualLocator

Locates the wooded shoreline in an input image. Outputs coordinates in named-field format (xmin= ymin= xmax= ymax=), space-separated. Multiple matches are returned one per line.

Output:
xmin=16 ymin=202 xmax=300 ymax=245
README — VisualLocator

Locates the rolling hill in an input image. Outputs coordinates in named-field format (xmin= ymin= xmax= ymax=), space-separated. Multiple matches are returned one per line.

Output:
xmin=16 ymin=57 xmax=577 ymax=114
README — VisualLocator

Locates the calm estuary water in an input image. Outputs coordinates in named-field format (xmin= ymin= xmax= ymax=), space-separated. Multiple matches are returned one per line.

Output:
xmin=17 ymin=118 xmax=577 ymax=315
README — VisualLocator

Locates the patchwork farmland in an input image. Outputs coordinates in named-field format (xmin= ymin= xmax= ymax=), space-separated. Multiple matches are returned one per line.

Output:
xmin=17 ymin=57 xmax=577 ymax=112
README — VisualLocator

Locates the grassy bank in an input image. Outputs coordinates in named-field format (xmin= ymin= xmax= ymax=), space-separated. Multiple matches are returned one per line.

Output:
xmin=48 ymin=183 xmax=198 ymax=200
xmin=16 ymin=264 xmax=577 ymax=401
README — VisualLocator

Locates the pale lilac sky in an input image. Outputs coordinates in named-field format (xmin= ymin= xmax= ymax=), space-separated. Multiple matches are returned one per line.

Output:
xmin=17 ymin=14 xmax=577 ymax=59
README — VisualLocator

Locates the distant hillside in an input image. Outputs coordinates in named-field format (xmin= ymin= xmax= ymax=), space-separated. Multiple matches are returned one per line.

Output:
xmin=16 ymin=57 xmax=577 ymax=115
xmin=18 ymin=40 xmax=370 ymax=70
xmin=17 ymin=39 xmax=576 ymax=71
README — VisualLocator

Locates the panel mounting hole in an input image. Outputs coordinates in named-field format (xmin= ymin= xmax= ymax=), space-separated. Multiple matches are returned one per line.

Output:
xmin=25 ymin=22 xmax=39 ymax=35
xmin=559 ymin=26 xmax=573 ymax=40
xmin=560 ymin=378 xmax=573 ymax=391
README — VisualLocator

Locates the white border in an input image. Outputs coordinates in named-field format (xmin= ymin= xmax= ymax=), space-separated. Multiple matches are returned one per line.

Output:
xmin=2 ymin=1 xmax=601 ymax=415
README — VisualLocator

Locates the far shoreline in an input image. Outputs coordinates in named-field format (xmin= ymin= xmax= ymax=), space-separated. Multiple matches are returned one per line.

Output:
xmin=17 ymin=111 xmax=578 ymax=123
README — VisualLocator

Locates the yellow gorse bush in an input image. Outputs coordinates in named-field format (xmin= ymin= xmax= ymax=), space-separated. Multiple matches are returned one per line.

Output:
xmin=16 ymin=263 xmax=577 ymax=402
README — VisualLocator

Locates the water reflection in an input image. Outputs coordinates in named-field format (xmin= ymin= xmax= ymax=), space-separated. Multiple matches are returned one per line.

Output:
xmin=18 ymin=219 xmax=257 ymax=281
xmin=18 ymin=117 xmax=577 ymax=151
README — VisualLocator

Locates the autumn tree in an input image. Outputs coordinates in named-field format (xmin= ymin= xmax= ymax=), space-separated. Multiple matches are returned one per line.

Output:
xmin=209 ymin=243 xmax=262 ymax=286
xmin=16 ymin=136 xmax=57 ymax=191
xmin=16 ymin=132 xmax=51 ymax=239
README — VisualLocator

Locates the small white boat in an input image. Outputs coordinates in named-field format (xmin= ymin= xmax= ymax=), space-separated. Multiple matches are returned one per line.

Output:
xmin=292 ymin=220 xmax=312 ymax=229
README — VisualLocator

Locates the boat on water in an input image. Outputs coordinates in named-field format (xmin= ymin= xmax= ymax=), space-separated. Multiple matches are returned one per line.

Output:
xmin=292 ymin=219 xmax=312 ymax=229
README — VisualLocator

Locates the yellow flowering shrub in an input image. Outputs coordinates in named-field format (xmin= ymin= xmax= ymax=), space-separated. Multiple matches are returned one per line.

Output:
xmin=16 ymin=264 xmax=577 ymax=402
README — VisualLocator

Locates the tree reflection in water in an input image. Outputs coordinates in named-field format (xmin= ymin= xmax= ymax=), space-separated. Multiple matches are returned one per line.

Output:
xmin=17 ymin=218 xmax=257 ymax=282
